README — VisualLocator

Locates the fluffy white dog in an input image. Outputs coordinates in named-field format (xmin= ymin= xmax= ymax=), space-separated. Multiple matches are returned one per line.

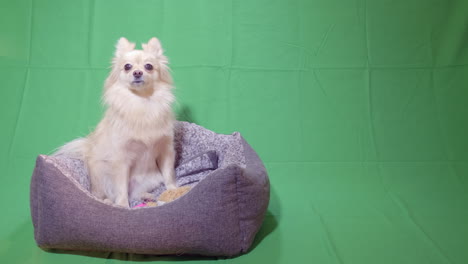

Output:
xmin=54 ymin=37 xmax=176 ymax=208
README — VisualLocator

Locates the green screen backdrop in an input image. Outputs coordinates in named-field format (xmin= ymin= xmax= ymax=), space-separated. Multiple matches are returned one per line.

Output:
xmin=1 ymin=0 xmax=468 ymax=263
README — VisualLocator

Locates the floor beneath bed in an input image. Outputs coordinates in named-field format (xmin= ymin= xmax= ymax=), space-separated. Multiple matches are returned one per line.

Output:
xmin=2 ymin=161 xmax=468 ymax=264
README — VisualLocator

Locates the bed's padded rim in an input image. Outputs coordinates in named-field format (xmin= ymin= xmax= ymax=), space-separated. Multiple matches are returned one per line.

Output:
xmin=31 ymin=154 xmax=247 ymax=256
xmin=237 ymin=137 xmax=270 ymax=253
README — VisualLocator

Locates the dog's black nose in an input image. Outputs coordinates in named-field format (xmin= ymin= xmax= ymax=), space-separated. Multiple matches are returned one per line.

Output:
xmin=133 ymin=70 xmax=143 ymax=78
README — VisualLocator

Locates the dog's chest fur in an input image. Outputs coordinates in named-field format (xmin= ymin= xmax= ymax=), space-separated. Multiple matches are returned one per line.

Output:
xmin=90 ymin=85 xmax=174 ymax=163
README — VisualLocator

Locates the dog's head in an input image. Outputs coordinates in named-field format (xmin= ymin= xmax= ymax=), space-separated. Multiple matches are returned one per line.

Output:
xmin=106 ymin=37 xmax=172 ymax=94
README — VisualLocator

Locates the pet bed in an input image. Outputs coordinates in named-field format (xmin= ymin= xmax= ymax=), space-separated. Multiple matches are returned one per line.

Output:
xmin=30 ymin=121 xmax=270 ymax=257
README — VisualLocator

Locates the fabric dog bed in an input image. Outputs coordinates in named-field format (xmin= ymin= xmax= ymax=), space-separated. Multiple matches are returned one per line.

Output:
xmin=30 ymin=121 xmax=270 ymax=256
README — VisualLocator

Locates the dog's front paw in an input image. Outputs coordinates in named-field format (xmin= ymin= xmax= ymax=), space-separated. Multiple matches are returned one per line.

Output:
xmin=141 ymin=192 xmax=155 ymax=201
xmin=165 ymin=182 xmax=177 ymax=190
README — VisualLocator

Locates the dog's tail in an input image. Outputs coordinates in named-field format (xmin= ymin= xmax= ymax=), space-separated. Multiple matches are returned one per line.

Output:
xmin=52 ymin=138 xmax=87 ymax=160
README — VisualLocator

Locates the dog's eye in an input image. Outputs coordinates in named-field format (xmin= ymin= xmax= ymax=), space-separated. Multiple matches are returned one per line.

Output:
xmin=144 ymin=64 xmax=153 ymax=71
xmin=124 ymin=64 xmax=132 ymax=71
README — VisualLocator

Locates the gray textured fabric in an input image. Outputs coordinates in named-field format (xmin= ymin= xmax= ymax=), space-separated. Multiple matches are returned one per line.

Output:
xmin=30 ymin=121 xmax=269 ymax=257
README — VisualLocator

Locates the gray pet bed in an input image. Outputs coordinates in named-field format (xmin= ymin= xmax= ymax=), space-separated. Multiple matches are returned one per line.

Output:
xmin=30 ymin=121 xmax=270 ymax=257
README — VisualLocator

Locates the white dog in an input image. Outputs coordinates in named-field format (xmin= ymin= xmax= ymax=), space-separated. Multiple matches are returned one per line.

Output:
xmin=54 ymin=37 xmax=176 ymax=208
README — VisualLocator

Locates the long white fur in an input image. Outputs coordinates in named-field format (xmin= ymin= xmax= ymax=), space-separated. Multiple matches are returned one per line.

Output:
xmin=54 ymin=37 xmax=176 ymax=208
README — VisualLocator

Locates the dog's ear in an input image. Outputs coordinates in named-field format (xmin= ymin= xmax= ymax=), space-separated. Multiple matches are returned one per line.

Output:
xmin=142 ymin=37 xmax=163 ymax=56
xmin=143 ymin=37 xmax=172 ymax=84
xmin=115 ymin=37 xmax=135 ymax=58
